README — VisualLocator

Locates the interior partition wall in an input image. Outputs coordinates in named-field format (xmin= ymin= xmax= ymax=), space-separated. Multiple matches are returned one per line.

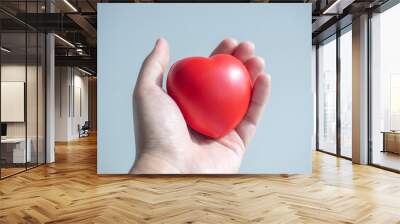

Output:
xmin=316 ymin=25 xmax=353 ymax=159
xmin=0 ymin=1 xmax=47 ymax=179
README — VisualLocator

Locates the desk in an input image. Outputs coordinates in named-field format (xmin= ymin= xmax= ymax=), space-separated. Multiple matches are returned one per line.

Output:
xmin=1 ymin=138 xmax=31 ymax=163
xmin=382 ymin=131 xmax=400 ymax=154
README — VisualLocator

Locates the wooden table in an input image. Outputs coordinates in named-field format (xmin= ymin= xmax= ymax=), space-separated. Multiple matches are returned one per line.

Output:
xmin=382 ymin=131 xmax=400 ymax=154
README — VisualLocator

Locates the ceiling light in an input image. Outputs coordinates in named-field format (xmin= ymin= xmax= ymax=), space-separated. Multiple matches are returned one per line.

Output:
xmin=76 ymin=48 xmax=84 ymax=55
xmin=1 ymin=47 xmax=11 ymax=53
xmin=322 ymin=0 xmax=354 ymax=15
xmin=78 ymin=67 xmax=93 ymax=76
xmin=54 ymin=34 xmax=75 ymax=48
xmin=323 ymin=0 xmax=342 ymax=14
xmin=63 ymin=0 xmax=78 ymax=12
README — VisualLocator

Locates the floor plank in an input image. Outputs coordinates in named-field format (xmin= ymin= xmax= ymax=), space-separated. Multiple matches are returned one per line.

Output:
xmin=1 ymin=134 xmax=400 ymax=223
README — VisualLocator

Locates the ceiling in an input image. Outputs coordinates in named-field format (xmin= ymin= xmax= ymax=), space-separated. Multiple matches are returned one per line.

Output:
xmin=0 ymin=0 xmax=393 ymax=74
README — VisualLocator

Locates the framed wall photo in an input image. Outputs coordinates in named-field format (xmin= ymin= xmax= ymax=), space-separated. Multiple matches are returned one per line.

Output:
xmin=98 ymin=3 xmax=313 ymax=174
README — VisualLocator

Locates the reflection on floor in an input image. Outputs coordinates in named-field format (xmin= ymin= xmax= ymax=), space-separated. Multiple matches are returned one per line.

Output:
xmin=0 ymin=167 xmax=25 ymax=178
xmin=341 ymin=147 xmax=352 ymax=158
xmin=0 ymin=135 xmax=400 ymax=223
xmin=373 ymin=150 xmax=400 ymax=171
xmin=0 ymin=162 xmax=42 ymax=178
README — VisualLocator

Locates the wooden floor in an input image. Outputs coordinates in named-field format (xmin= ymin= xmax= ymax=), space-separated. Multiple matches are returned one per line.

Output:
xmin=1 ymin=167 xmax=26 ymax=178
xmin=1 ymin=134 xmax=400 ymax=223
xmin=373 ymin=150 xmax=400 ymax=171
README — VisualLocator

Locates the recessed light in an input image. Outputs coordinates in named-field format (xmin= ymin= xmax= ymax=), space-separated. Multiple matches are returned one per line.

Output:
xmin=54 ymin=34 xmax=75 ymax=48
xmin=1 ymin=47 xmax=11 ymax=53
xmin=322 ymin=0 xmax=353 ymax=15
xmin=78 ymin=67 xmax=93 ymax=76
xmin=63 ymin=0 xmax=78 ymax=12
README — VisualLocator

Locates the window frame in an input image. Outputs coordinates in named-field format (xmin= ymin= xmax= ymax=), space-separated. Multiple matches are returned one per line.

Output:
xmin=315 ymin=24 xmax=353 ymax=161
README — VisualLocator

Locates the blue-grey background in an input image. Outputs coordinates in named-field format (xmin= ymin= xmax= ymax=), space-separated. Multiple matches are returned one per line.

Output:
xmin=98 ymin=3 xmax=312 ymax=174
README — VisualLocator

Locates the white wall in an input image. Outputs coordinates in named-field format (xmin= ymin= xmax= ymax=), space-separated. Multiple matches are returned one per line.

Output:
xmin=1 ymin=65 xmax=41 ymax=137
xmin=71 ymin=72 xmax=89 ymax=138
xmin=55 ymin=66 xmax=70 ymax=141
xmin=55 ymin=67 xmax=89 ymax=141
xmin=1 ymin=82 xmax=25 ymax=122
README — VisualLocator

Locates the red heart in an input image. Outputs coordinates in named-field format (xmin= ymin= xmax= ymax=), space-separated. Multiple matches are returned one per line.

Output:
xmin=167 ymin=54 xmax=252 ymax=138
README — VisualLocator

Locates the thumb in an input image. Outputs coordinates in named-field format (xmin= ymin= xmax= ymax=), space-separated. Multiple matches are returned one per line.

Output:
xmin=137 ymin=38 xmax=169 ymax=88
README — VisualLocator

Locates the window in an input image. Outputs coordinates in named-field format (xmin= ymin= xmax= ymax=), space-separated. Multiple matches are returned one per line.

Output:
xmin=390 ymin=74 xmax=400 ymax=130
xmin=316 ymin=26 xmax=353 ymax=159
xmin=340 ymin=28 xmax=352 ymax=158
xmin=318 ymin=36 xmax=337 ymax=154
xmin=371 ymin=3 xmax=400 ymax=171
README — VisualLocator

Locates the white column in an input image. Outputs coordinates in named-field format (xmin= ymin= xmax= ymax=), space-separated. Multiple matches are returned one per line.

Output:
xmin=46 ymin=1 xmax=55 ymax=163
xmin=352 ymin=14 xmax=369 ymax=164
xmin=55 ymin=67 xmax=74 ymax=141
xmin=46 ymin=33 xmax=55 ymax=163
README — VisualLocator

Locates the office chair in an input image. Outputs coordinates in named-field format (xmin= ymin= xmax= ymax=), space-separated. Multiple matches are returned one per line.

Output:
xmin=79 ymin=121 xmax=90 ymax=138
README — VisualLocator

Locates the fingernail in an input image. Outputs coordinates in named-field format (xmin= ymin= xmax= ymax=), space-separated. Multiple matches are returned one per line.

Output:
xmin=154 ymin=37 xmax=166 ymax=51
xmin=154 ymin=38 xmax=160 ymax=48
xmin=256 ymin=56 xmax=265 ymax=65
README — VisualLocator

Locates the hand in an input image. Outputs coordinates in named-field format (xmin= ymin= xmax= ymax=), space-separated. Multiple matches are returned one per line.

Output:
xmin=131 ymin=38 xmax=271 ymax=174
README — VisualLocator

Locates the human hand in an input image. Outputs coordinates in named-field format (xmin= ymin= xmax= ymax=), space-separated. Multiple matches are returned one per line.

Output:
xmin=131 ymin=38 xmax=271 ymax=174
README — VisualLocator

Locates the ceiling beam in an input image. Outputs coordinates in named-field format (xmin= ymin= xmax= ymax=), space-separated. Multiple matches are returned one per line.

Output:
xmin=67 ymin=13 xmax=97 ymax=39
xmin=322 ymin=0 xmax=356 ymax=14
xmin=55 ymin=55 xmax=96 ymax=70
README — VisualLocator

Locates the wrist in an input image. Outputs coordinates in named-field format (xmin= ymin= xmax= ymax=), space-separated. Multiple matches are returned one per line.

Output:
xmin=131 ymin=153 xmax=181 ymax=174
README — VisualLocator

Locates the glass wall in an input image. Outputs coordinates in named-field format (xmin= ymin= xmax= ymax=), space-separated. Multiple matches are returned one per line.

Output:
xmin=371 ymin=3 xmax=400 ymax=171
xmin=0 ymin=1 xmax=46 ymax=179
xmin=0 ymin=31 xmax=28 ymax=177
xmin=339 ymin=28 xmax=352 ymax=158
xmin=318 ymin=35 xmax=337 ymax=154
